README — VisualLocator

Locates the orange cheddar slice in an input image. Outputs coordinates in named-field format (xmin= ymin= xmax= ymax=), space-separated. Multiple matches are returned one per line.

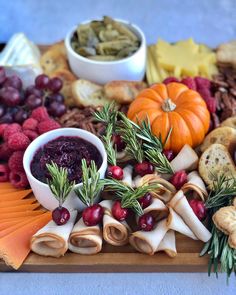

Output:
xmin=0 ymin=210 xmax=46 ymax=220
xmin=0 ymin=199 xmax=36 ymax=208
xmin=0 ymin=203 xmax=40 ymax=214
xmin=0 ymin=217 xmax=34 ymax=231
xmin=0 ymin=212 xmax=51 ymax=269
xmin=0 ymin=189 xmax=32 ymax=202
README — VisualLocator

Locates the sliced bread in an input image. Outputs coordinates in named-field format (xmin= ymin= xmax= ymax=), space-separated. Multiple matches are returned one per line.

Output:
xmin=199 ymin=143 xmax=236 ymax=188
xmin=220 ymin=116 xmax=236 ymax=129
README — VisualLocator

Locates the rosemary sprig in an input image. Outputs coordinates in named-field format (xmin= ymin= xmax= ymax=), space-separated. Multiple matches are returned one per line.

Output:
xmin=46 ymin=162 xmax=75 ymax=207
xmin=145 ymin=149 xmax=174 ymax=174
xmin=93 ymin=101 xmax=117 ymax=128
xmin=101 ymin=123 xmax=117 ymax=166
xmin=102 ymin=178 xmax=159 ymax=216
xmin=74 ymin=159 xmax=103 ymax=207
xmin=117 ymin=112 xmax=144 ymax=163
xmin=200 ymin=173 xmax=236 ymax=281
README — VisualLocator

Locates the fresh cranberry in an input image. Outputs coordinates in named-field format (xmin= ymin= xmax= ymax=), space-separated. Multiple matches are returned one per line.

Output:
xmin=107 ymin=165 xmax=124 ymax=180
xmin=112 ymin=200 xmax=129 ymax=221
xmin=163 ymin=149 xmax=175 ymax=161
xmin=135 ymin=161 xmax=154 ymax=176
xmin=82 ymin=204 xmax=104 ymax=226
xmin=138 ymin=213 xmax=154 ymax=231
xmin=170 ymin=170 xmax=188 ymax=190
xmin=138 ymin=193 xmax=152 ymax=208
xmin=52 ymin=207 xmax=70 ymax=225
xmin=189 ymin=199 xmax=207 ymax=221
xmin=112 ymin=133 xmax=126 ymax=152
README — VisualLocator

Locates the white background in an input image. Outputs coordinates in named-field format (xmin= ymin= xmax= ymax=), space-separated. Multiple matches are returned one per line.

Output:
xmin=0 ymin=0 xmax=236 ymax=294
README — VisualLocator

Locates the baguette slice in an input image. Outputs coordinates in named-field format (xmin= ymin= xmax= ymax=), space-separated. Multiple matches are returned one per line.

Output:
xmin=71 ymin=79 xmax=110 ymax=107
xmin=220 ymin=116 xmax=236 ymax=129
xmin=200 ymin=126 xmax=236 ymax=152
xmin=199 ymin=143 xmax=236 ymax=187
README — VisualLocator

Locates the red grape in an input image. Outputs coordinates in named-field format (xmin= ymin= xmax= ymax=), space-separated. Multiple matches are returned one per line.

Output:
xmin=48 ymin=101 xmax=66 ymax=117
xmin=3 ymin=75 xmax=22 ymax=90
xmin=35 ymin=74 xmax=50 ymax=90
xmin=0 ymin=112 xmax=13 ymax=124
xmin=13 ymin=109 xmax=28 ymax=123
xmin=50 ymin=93 xmax=64 ymax=103
xmin=0 ymin=86 xmax=21 ymax=106
xmin=0 ymin=66 xmax=6 ymax=84
xmin=48 ymin=77 xmax=63 ymax=93
xmin=26 ymin=94 xmax=43 ymax=109
xmin=0 ymin=105 xmax=6 ymax=118
xmin=25 ymin=85 xmax=43 ymax=98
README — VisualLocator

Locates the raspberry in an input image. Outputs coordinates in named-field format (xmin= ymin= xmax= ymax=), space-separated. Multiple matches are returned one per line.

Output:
xmin=0 ymin=142 xmax=13 ymax=160
xmin=8 ymin=132 xmax=31 ymax=151
xmin=181 ymin=77 xmax=197 ymax=90
xmin=170 ymin=170 xmax=188 ymax=190
xmin=194 ymin=77 xmax=211 ymax=90
xmin=9 ymin=170 xmax=29 ymax=188
xmin=31 ymin=106 xmax=49 ymax=122
xmin=163 ymin=77 xmax=179 ymax=84
xmin=23 ymin=130 xmax=38 ymax=141
xmin=3 ymin=123 xmax=22 ymax=141
xmin=22 ymin=118 xmax=38 ymax=131
xmin=8 ymin=151 xmax=24 ymax=171
xmin=37 ymin=119 xmax=61 ymax=135
xmin=0 ymin=124 xmax=9 ymax=136
xmin=205 ymin=97 xmax=216 ymax=113
xmin=0 ymin=164 xmax=10 ymax=182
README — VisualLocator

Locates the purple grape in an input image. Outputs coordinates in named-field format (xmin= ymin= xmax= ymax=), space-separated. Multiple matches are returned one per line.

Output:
xmin=14 ymin=109 xmax=28 ymax=123
xmin=0 ymin=66 xmax=6 ymax=85
xmin=0 ymin=86 xmax=21 ymax=106
xmin=50 ymin=93 xmax=64 ymax=103
xmin=35 ymin=74 xmax=50 ymax=90
xmin=48 ymin=101 xmax=66 ymax=117
xmin=0 ymin=112 xmax=13 ymax=123
xmin=3 ymin=75 xmax=22 ymax=90
xmin=25 ymin=85 xmax=43 ymax=98
xmin=0 ymin=105 xmax=6 ymax=117
xmin=26 ymin=94 xmax=43 ymax=109
xmin=48 ymin=77 xmax=63 ymax=93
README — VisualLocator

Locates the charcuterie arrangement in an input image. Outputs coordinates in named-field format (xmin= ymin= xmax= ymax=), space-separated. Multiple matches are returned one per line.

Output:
xmin=0 ymin=17 xmax=235 ymax=279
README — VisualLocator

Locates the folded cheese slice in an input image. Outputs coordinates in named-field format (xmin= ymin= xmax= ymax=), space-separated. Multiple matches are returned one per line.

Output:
xmin=31 ymin=211 xmax=77 ymax=257
xmin=68 ymin=217 xmax=102 ymax=254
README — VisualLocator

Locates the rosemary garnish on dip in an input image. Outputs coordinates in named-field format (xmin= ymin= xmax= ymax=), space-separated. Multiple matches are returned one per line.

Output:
xmin=46 ymin=162 xmax=75 ymax=225
xmin=200 ymin=174 xmax=236 ymax=281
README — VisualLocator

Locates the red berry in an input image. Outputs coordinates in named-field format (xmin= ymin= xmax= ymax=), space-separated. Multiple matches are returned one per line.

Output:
xmin=22 ymin=118 xmax=38 ymax=131
xmin=9 ymin=170 xmax=29 ymax=188
xmin=31 ymin=106 xmax=49 ymax=122
xmin=52 ymin=207 xmax=70 ymax=225
xmin=163 ymin=77 xmax=179 ymax=84
xmin=48 ymin=77 xmax=63 ymax=93
xmin=37 ymin=119 xmax=61 ymax=135
xmin=3 ymin=123 xmax=22 ymax=141
xmin=35 ymin=74 xmax=50 ymax=90
xmin=181 ymin=77 xmax=197 ymax=90
xmin=8 ymin=132 xmax=31 ymax=151
xmin=138 ymin=213 xmax=154 ymax=231
xmin=205 ymin=97 xmax=216 ymax=113
xmin=0 ymin=142 xmax=13 ymax=160
xmin=112 ymin=200 xmax=129 ymax=221
xmin=0 ymin=123 xmax=9 ymax=136
xmin=8 ymin=151 xmax=24 ymax=171
xmin=0 ymin=164 xmax=10 ymax=182
xmin=82 ymin=204 xmax=104 ymax=226
xmin=135 ymin=161 xmax=154 ymax=176
xmin=170 ymin=170 xmax=188 ymax=190
xmin=194 ymin=77 xmax=211 ymax=89
xmin=112 ymin=134 xmax=126 ymax=152
xmin=138 ymin=193 xmax=152 ymax=209
xmin=107 ymin=165 xmax=124 ymax=180
xmin=163 ymin=149 xmax=175 ymax=161
xmin=189 ymin=199 xmax=207 ymax=221
xmin=23 ymin=130 xmax=38 ymax=141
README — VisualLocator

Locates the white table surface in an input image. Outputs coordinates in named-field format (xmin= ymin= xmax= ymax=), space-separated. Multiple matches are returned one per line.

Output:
xmin=0 ymin=0 xmax=236 ymax=294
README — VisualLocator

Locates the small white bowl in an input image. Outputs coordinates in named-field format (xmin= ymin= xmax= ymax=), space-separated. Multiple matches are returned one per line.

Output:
xmin=23 ymin=128 xmax=107 ymax=211
xmin=65 ymin=18 xmax=146 ymax=84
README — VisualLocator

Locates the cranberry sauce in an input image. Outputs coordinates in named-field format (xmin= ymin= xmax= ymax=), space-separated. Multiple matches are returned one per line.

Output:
xmin=31 ymin=136 xmax=102 ymax=184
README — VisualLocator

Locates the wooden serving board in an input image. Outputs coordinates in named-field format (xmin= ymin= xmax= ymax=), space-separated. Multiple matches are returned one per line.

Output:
xmin=0 ymin=44 xmax=209 ymax=272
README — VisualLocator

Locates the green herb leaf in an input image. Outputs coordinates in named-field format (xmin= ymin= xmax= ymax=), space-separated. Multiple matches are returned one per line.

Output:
xmin=101 ymin=123 xmax=117 ymax=166
xmin=145 ymin=149 xmax=173 ymax=174
xmin=93 ymin=101 xmax=117 ymax=127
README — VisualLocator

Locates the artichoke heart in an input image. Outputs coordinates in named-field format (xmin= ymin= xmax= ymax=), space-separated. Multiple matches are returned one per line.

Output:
xmin=97 ymin=40 xmax=134 ymax=55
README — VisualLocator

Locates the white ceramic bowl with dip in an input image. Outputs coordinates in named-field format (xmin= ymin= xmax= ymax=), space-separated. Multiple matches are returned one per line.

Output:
xmin=23 ymin=128 xmax=107 ymax=211
xmin=64 ymin=18 xmax=146 ymax=84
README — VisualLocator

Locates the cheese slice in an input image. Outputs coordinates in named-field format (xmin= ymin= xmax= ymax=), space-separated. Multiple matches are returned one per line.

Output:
xmin=0 ymin=189 xmax=32 ymax=202
xmin=0 ymin=203 xmax=40 ymax=213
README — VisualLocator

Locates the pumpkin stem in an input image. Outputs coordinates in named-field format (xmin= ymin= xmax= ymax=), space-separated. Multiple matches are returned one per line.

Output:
xmin=162 ymin=98 xmax=176 ymax=112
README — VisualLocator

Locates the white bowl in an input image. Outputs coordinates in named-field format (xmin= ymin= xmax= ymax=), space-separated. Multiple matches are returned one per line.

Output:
xmin=23 ymin=128 xmax=107 ymax=211
xmin=65 ymin=18 xmax=146 ymax=84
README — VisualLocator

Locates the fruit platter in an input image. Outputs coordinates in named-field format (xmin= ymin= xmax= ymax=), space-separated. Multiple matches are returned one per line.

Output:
xmin=0 ymin=17 xmax=236 ymax=277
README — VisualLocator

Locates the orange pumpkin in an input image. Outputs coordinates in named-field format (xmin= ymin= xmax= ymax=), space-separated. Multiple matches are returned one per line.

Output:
xmin=127 ymin=82 xmax=210 ymax=153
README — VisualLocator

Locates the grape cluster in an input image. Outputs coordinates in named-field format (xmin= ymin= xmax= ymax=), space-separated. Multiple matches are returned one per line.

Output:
xmin=0 ymin=67 xmax=67 ymax=124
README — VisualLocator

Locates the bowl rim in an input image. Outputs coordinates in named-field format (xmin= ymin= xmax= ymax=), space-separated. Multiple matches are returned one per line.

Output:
xmin=64 ymin=18 xmax=146 ymax=65
xmin=23 ymin=127 xmax=107 ymax=189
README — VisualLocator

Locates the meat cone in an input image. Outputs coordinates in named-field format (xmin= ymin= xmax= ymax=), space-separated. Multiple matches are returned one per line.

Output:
xmin=143 ymin=198 xmax=168 ymax=222
xmin=31 ymin=211 xmax=77 ymax=257
xmin=156 ymin=230 xmax=177 ymax=258
xmin=182 ymin=171 xmax=208 ymax=201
